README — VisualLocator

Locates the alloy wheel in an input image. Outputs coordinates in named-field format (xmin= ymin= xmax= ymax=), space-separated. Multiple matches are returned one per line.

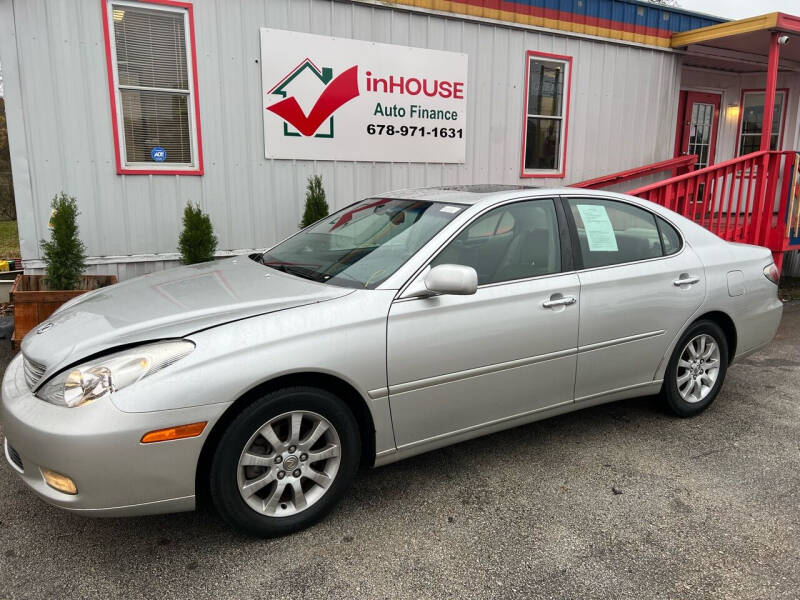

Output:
xmin=237 ymin=410 xmax=341 ymax=517
xmin=676 ymin=334 xmax=721 ymax=404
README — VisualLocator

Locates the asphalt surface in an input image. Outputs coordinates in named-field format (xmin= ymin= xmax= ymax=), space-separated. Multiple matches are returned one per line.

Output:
xmin=1 ymin=305 xmax=799 ymax=600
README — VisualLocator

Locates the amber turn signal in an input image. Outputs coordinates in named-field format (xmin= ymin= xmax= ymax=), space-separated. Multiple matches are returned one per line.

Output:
xmin=141 ymin=422 xmax=207 ymax=444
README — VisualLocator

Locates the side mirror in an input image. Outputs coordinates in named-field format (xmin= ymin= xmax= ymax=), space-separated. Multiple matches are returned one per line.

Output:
xmin=403 ymin=264 xmax=478 ymax=298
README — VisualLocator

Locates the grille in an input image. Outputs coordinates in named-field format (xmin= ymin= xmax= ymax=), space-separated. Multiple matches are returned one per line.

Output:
xmin=22 ymin=355 xmax=46 ymax=389
xmin=4 ymin=439 xmax=23 ymax=472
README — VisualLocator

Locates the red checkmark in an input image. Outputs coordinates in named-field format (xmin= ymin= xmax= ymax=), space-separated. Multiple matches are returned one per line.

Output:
xmin=267 ymin=65 xmax=360 ymax=137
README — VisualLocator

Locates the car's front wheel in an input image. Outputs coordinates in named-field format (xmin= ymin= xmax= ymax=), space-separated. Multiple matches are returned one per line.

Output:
xmin=209 ymin=386 xmax=360 ymax=537
xmin=662 ymin=320 xmax=729 ymax=417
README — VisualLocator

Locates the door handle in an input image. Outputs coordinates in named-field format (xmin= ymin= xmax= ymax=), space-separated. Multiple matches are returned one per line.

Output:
xmin=542 ymin=295 xmax=577 ymax=308
xmin=673 ymin=275 xmax=700 ymax=286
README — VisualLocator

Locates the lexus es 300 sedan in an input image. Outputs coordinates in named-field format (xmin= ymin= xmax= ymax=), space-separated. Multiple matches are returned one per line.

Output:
xmin=2 ymin=186 xmax=782 ymax=536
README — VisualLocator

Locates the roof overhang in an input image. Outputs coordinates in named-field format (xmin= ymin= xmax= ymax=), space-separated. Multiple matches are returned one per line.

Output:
xmin=672 ymin=12 xmax=800 ymax=71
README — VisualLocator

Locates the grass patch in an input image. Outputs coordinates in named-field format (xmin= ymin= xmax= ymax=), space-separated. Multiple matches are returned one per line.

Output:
xmin=0 ymin=220 xmax=19 ymax=259
xmin=779 ymin=276 xmax=800 ymax=302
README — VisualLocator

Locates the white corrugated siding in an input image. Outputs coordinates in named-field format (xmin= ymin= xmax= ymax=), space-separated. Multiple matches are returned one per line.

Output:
xmin=1 ymin=0 xmax=681 ymax=278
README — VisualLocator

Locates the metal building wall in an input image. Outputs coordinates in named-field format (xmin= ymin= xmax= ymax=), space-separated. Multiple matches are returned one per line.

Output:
xmin=0 ymin=0 xmax=681 ymax=279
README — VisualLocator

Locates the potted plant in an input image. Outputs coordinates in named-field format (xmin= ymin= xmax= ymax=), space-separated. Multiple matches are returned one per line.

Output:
xmin=10 ymin=193 xmax=117 ymax=346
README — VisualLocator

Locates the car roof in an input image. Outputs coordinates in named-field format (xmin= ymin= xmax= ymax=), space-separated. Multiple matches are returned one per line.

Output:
xmin=376 ymin=185 xmax=667 ymax=207
xmin=378 ymin=185 xmax=546 ymax=205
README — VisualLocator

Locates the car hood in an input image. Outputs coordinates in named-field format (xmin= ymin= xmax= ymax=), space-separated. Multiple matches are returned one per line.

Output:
xmin=21 ymin=257 xmax=352 ymax=373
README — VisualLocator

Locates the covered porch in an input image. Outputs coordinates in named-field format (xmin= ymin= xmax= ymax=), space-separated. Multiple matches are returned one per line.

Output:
xmin=673 ymin=13 xmax=800 ymax=167
xmin=672 ymin=13 xmax=800 ymax=271
xmin=577 ymin=13 xmax=800 ymax=273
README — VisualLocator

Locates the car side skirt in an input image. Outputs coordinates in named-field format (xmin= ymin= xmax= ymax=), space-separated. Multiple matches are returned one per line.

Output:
xmin=374 ymin=380 xmax=663 ymax=467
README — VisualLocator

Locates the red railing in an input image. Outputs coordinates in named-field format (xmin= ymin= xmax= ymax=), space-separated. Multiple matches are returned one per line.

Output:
xmin=785 ymin=153 xmax=800 ymax=247
xmin=572 ymin=155 xmax=697 ymax=190
xmin=628 ymin=151 xmax=799 ymax=270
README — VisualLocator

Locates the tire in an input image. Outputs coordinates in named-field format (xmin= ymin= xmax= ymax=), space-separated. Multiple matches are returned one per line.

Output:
xmin=209 ymin=386 xmax=361 ymax=537
xmin=661 ymin=320 xmax=729 ymax=418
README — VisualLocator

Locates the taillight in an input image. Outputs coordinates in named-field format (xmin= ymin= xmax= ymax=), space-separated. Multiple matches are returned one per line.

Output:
xmin=763 ymin=262 xmax=779 ymax=285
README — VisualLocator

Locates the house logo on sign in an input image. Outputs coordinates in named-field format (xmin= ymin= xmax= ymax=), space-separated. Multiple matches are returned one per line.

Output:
xmin=266 ymin=58 xmax=360 ymax=138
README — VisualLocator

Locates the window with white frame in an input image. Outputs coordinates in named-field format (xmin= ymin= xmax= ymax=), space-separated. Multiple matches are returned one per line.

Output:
xmin=738 ymin=90 xmax=786 ymax=156
xmin=106 ymin=0 xmax=200 ymax=172
xmin=522 ymin=52 xmax=571 ymax=177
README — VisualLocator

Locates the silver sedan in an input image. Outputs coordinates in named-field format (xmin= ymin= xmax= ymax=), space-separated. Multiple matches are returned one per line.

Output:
xmin=1 ymin=186 xmax=783 ymax=536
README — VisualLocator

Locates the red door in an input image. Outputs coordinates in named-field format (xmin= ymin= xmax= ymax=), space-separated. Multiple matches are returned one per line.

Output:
xmin=675 ymin=91 xmax=721 ymax=170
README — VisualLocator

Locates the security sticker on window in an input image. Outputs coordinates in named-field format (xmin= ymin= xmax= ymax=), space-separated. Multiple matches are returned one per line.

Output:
xmin=577 ymin=204 xmax=618 ymax=252
xmin=151 ymin=146 xmax=167 ymax=162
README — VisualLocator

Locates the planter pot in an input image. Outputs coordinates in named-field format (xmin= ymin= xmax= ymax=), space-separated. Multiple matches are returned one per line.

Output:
xmin=10 ymin=274 xmax=118 ymax=348
xmin=0 ymin=270 xmax=24 ymax=304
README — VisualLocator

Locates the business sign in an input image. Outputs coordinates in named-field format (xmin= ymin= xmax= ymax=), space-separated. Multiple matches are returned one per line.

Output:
xmin=260 ymin=28 xmax=468 ymax=163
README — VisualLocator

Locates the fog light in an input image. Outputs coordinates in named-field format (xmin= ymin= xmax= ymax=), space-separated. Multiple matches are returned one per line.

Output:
xmin=40 ymin=468 xmax=78 ymax=495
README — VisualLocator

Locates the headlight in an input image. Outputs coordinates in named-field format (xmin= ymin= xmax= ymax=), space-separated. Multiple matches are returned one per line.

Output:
xmin=36 ymin=340 xmax=195 ymax=408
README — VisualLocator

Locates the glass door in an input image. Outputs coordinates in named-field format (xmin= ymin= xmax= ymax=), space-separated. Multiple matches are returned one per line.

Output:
xmin=678 ymin=91 xmax=721 ymax=170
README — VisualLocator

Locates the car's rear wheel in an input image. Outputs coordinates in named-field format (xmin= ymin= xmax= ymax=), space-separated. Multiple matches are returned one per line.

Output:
xmin=209 ymin=386 xmax=360 ymax=537
xmin=662 ymin=320 xmax=729 ymax=417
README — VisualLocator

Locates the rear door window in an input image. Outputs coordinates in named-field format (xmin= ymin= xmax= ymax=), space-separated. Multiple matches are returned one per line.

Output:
xmin=567 ymin=198 xmax=663 ymax=269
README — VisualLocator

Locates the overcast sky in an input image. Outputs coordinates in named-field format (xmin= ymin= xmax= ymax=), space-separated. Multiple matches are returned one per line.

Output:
xmin=678 ymin=0 xmax=798 ymax=20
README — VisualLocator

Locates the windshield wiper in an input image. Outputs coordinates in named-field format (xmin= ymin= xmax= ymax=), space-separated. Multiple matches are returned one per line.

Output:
xmin=263 ymin=262 xmax=325 ymax=283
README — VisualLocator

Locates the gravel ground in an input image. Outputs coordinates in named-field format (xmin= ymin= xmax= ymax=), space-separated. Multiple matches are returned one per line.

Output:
xmin=1 ymin=305 xmax=798 ymax=599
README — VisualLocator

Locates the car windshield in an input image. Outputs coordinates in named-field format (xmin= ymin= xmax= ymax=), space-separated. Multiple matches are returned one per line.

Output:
xmin=256 ymin=198 xmax=464 ymax=289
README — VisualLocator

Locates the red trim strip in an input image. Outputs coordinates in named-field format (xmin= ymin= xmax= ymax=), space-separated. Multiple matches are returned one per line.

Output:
xmin=267 ymin=57 xmax=325 ymax=94
xmin=775 ymin=13 xmax=800 ymax=34
xmin=734 ymin=87 xmax=789 ymax=157
xmin=101 ymin=0 xmax=204 ymax=175
xmin=448 ymin=0 xmax=674 ymax=39
xmin=519 ymin=50 xmax=572 ymax=180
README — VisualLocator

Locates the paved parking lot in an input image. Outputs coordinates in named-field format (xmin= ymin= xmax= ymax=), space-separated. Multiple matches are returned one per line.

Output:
xmin=1 ymin=305 xmax=798 ymax=600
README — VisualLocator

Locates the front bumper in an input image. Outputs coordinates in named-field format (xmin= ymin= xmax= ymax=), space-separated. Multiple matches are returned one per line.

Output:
xmin=1 ymin=354 xmax=229 ymax=516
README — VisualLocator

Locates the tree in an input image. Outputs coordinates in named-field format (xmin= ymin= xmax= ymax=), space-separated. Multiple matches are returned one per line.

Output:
xmin=0 ymin=97 xmax=16 ymax=221
xmin=178 ymin=202 xmax=218 ymax=264
xmin=300 ymin=175 xmax=329 ymax=228
xmin=40 ymin=192 xmax=86 ymax=290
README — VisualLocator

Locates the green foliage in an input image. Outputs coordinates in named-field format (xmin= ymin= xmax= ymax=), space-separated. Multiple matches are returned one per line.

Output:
xmin=300 ymin=175 xmax=329 ymax=228
xmin=0 ymin=98 xmax=16 ymax=221
xmin=0 ymin=220 xmax=20 ymax=258
xmin=40 ymin=192 xmax=86 ymax=290
xmin=178 ymin=202 xmax=218 ymax=264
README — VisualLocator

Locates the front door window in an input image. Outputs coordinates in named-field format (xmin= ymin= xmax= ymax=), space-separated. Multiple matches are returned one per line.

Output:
xmin=687 ymin=102 xmax=715 ymax=169
xmin=678 ymin=91 xmax=721 ymax=171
